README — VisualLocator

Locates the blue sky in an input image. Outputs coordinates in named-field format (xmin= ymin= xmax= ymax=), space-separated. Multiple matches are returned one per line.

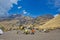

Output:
xmin=0 ymin=0 xmax=60 ymax=17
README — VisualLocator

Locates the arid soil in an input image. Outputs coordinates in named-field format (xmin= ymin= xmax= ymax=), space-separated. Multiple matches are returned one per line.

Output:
xmin=0 ymin=29 xmax=60 ymax=40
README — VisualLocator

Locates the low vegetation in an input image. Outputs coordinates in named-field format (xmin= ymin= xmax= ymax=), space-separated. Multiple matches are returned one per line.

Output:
xmin=0 ymin=25 xmax=5 ymax=31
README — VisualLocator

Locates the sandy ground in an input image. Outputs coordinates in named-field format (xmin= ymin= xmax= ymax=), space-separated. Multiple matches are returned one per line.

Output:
xmin=0 ymin=29 xmax=60 ymax=40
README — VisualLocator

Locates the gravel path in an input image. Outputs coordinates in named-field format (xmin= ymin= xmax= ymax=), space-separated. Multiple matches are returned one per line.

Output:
xmin=0 ymin=29 xmax=60 ymax=40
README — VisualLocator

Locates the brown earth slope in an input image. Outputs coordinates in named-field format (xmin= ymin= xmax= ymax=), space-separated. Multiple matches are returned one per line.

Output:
xmin=0 ymin=20 xmax=19 ymax=30
xmin=39 ymin=14 xmax=60 ymax=29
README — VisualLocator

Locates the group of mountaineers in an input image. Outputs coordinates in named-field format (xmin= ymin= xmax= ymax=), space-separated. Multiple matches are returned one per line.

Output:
xmin=19 ymin=25 xmax=35 ymax=35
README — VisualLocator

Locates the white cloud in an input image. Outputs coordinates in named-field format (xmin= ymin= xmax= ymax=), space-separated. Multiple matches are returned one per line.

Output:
xmin=18 ymin=6 xmax=22 ymax=9
xmin=23 ymin=10 xmax=27 ymax=14
xmin=10 ymin=0 xmax=18 ymax=5
xmin=22 ymin=10 xmax=31 ymax=16
xmin=54 ymin=14 xmax=59 ymax=17
xmin=0 ymin=0 xmax=20 ymax=17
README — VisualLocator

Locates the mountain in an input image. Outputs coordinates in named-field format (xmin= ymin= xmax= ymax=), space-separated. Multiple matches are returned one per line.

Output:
xmin=0 ymin=14 xmax=34 ymax=30
xmin=33 ymin=14 xmax=54 ymax=27
xmin=0 ymin=14 xmax=54 ymax=30
xmin=39 ymin=14 xmax=60 ymax=30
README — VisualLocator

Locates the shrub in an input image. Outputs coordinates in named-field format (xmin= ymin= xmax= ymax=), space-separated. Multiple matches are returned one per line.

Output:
xmin=0 ymin=26 xmax=5 ymax=31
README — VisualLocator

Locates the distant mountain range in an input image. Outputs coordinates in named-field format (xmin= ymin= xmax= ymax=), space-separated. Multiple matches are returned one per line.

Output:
xmin=0 ymin=14 xmax=54 ymax=30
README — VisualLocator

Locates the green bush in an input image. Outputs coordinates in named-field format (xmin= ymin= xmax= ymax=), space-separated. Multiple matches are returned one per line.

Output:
xmin=0 ymin=25 xmax=5 ymax=31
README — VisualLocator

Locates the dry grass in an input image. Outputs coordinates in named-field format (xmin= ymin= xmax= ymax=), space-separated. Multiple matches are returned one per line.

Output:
xmin=0 ymin=20 xmax=19 ymax=30
xmin=39 ymin=14 xmax=60 ymax=30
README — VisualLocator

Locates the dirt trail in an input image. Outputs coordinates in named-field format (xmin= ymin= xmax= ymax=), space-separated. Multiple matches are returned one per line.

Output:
xmin=0 ymin=29 xmax=60 ymax=40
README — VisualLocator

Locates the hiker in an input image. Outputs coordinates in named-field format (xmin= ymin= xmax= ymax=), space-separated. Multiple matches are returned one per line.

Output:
xmin=31 ymin=28 xmax=35 ymax=34
xmin=24 ymin=29 xmax=30 ymax=34
xmin=20 ymin=26 xmax=24 ymax=30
